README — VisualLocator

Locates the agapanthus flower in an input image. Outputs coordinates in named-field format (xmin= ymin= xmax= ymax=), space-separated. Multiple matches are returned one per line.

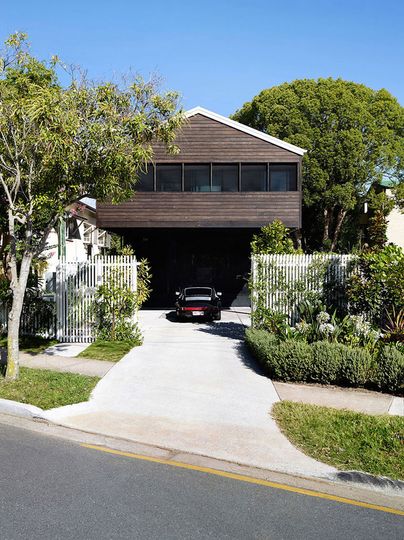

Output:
xmin=316 ymin=311 xmax=330 ymax=324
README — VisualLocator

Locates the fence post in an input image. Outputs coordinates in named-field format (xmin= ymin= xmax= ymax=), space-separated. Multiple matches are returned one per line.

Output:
xmin=250 ymin=255 xmax=255 ymax=322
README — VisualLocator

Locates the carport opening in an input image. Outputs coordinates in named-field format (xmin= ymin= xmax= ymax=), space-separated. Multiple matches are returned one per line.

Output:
xmin=114 ymin=228 xmax=256 ymax=308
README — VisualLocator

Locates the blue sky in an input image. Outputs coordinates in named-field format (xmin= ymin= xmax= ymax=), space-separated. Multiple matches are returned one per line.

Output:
xmin=2 ymin=0 xmax=403 ymax=115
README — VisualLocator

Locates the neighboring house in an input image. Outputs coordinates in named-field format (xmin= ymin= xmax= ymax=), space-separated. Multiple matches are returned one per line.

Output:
xmin=97 ymin=106 xmax=306 ymax=307
xmin=379 ymin=178 xmax=404 ymax=249
xmin=44 ymin=197 xmax=111 ymax=283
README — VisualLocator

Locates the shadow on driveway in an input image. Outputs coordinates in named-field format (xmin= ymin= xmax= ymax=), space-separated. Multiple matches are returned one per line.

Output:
xmin=163 ymin=312 xmax=265 ymax=376
xmin=197 ymin=321 xmax=245 ymax=340
xmin=197 ymin=322 xmax=266 ymax=377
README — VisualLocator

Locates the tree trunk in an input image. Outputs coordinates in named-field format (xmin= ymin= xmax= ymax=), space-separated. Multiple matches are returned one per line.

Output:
xmin=322 ymin=208 xmax=332 ymax=247
xmin=293 ymin=229 xmax=303 ymax=250
xmin=6 ymin=291 xmax=23 ymax=380
xmin=331 ymin=209 xmax=347 ymax=252
xmin=0 ymin=232 xmax=11 ymax=280
xmin=6 ymin=254 xmax=33 ymax=380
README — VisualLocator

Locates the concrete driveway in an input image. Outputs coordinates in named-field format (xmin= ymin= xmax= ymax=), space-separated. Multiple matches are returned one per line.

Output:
xmin=46 ymin=309 xmax=334 ymax=478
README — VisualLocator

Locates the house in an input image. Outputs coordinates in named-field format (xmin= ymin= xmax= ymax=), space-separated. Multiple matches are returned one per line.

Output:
xmin=44 ymin=197 xmax=111 ymax=283
xmin=379 ymin=178 xmax=404 ymax=249
xmin=97 ymin=107 xmax=306 ymax=307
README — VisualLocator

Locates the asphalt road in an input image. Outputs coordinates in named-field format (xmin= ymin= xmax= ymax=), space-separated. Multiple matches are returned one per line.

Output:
xmin=0 ymin=424 xmax=402 ymax=540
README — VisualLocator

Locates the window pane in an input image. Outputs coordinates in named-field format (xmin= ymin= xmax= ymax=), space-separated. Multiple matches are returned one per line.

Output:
xmin=212 ymin=164 xmax=238 ymax=192
xmin=241 ymin=164 xmax=267 ymax=191
xmin=67 ymin=218 xmax=81 ymax=240
xmin=137 ymin=166 xmax=154 ymax=191
xmin=184 ymin=164 xmax=210 ymax=192
xmin=156 ymin=165 xmax=182 ymax=191
xmin=269 ymin=165 xmax=297 ymax=191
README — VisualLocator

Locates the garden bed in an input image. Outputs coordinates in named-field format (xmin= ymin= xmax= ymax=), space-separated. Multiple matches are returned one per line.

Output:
xmin=273 ymin=401 xmax=404 ymax=480
xmin=0 ymin=368 xmax=99 ymax=409
xmin=246 ymin=327 xmax=404 ymax=395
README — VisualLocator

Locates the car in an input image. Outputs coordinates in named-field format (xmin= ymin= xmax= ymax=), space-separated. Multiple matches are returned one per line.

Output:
xmin=175 ymin=286 xmax=222 ymax=321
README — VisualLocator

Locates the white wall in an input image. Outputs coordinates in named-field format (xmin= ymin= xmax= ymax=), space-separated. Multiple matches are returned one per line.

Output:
xmin=43 ymin=206 xmax=104 ymax=286
xmin=387 ymin=207 xmax=404 ymax=248
xmin=384 ymin=188 xmax=404 ymax=249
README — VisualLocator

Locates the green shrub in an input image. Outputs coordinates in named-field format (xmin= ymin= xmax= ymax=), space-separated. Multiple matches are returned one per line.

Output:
xmin=246 ymin=328 xmax=403 ymax=394
xmin=251 ymin=220 xmax=297 ymax=255
xmin=376 ymin=346 xmax=404 ymax=394
xmin=245 ymin=328 xmax=279 ymax=374
xmin=346 ymin=245 xmax=404 ymax=327
xmin=339 ymin=346 xmax=375 ymax=387
xmin=310 ymin=341 xmax=345 ymax=384
xmin=271 ymin=340 xmax=313 ymax=382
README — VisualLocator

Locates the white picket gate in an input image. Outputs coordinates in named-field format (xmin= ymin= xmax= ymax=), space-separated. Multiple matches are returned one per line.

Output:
xmin=251 ymin=254 xmax=353 ymax=322
xmin=56 ymin=255 xmax=137 ymax=343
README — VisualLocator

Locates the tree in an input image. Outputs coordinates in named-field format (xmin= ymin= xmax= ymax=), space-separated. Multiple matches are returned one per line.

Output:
xmin=366 ymin=188 xmax=394 ymax=250
xmin=0 ymin=33 xmax=184 ymax=379
xmin=232 ymin=78 xmax=404 ymax=252
xmin=393 ymin=182 xmax=404 ymax=212
xmin=251 ymin=219 xmax=298 ymax=254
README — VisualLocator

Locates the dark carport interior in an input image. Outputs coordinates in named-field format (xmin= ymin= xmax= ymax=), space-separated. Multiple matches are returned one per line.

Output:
xmin=115 ymin=228 xmax=256 ymax=308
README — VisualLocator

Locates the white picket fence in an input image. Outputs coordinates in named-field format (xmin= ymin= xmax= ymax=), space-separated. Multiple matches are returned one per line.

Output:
xmin=0 ymin=303 xmax=7 ymax=334
xmin=56 ymin=255 xmax=137 ymax=343
xmin=251 ymin=254 xmax=353 ymax=323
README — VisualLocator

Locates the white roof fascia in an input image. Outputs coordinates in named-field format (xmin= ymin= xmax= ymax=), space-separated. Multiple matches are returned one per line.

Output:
xmin=185 ymin=106 xmax=306 ymax=156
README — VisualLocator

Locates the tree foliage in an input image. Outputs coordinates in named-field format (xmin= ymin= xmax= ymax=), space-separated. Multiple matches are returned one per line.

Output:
xmin=233 ymin=78 xmax=404 ymax=251
xmin=0 ymin=33 xmax=183 ymax=378
xmin=251 ymin=219 xmax=298 ymax=254
xmin=366 ymin=187 xmax=395 ymax=250
xmin=346 ymin=245 xmax=404 ymax=327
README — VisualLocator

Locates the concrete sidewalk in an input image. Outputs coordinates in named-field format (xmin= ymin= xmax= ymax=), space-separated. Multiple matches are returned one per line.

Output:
xmin=274 ymin=381 xmax=404 ymax=417
xmin=45 ymin=309 xmax=335 ymax=478
xmin=20 ymin=352 xmax=114 ymax=377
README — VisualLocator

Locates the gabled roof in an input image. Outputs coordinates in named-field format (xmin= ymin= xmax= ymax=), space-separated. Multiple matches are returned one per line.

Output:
xmin=379 ymin=177 xmax=399 ymax=189
xmin=185 ymin=106 xmax=306 ymax=156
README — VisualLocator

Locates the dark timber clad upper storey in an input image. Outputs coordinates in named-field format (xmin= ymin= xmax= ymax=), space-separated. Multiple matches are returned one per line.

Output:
xmin=152 ymin=114 xmax=300 ymax=162
xmin=97 ymin=193 xmax=301 ymax=228
xmin=97 ymin=111 xmax=303 ymax=229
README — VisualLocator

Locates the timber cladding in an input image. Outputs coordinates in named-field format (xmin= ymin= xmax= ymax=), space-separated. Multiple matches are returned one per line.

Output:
xmin=152 ymin=114 xmax=301 ymax=162
xmin=97 ymin=192 xmax=301 ymax=229
xmin=97 ymin=112 xmax=303 ymax=230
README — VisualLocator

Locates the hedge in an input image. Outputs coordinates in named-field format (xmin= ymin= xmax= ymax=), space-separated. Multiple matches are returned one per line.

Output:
xmin=339 ymin=346 xmax=374 ymax=387
xmin=376 ymin=346 xmax=404 ymax=393
xmin=310 ymin=341 xmax=345 ymax=384
xmin=245 ymin=328 xmax=404 ymax=394
xmin=272 ymin=341 xmax=313 ymax=382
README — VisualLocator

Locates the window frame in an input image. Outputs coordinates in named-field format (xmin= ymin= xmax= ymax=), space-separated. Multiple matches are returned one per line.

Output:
xmin=156 ymin=163 xmax=183 ymax=192
xmin=240 ymin=163 xmax=268 ymax=192
xmin=183 ymin=163 xmax=212 ymax=192
xmin=140 ymin=162 xmax=299 ymax=192
xmin=268 ymin=163 xmax=298 ymax=192
xmin=211 ymin=163 xmax=240 ymax=192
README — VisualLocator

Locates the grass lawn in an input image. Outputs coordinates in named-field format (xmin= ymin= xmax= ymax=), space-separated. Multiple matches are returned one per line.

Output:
xmin=77 ymin=339 xmax=138 ymax=362
xmin=0 ymin=367 xmax=99 ymax=410
xmin=0 ymin=335 xmax=58 ymax=354
xmin=273 ymin=401 xmax=404 ymax=480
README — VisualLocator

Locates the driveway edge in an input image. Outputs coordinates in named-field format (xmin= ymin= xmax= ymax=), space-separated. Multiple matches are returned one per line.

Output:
xmin=0 ymin=398 xmax=47 ymax=420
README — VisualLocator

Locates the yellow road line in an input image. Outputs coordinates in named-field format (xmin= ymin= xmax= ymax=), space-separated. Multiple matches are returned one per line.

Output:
xmin=81 ymin=443 xmax=404 ymax=517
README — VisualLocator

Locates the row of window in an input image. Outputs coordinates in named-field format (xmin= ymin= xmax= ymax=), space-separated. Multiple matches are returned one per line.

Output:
xmin=137 ymin=163 xmax=298 ymax=192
